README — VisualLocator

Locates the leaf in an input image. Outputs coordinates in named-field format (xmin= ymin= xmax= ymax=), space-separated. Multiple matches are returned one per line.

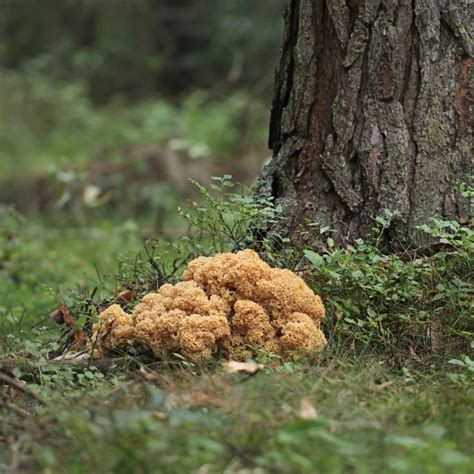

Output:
xmin=376 ymin=381 xmax=393 ymax=391
xmin=115 ymin=289 xmax=134 ymax=304
xmin=304 ymin=250 xmax=324 ymax=269
xmin=222 ymin=361 xmax=264 ymax=374
xmin=50 ymin=305 xmax=84 ymax=347
xmin=297 ymin=398 xmax=318 ymax=420
xmin=50 ymin=308 xmax=65 ymax=324
xmin=367 ymin=307 xmax=377 ymax=318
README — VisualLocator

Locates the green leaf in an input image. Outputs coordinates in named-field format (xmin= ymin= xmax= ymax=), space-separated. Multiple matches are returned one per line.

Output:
xmin=304 ymin=250 xmax=324 ymax=269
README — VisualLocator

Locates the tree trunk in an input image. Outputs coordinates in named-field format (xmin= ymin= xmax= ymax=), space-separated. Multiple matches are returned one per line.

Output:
xmin=257 ymin=0 xmax=472 ymax=248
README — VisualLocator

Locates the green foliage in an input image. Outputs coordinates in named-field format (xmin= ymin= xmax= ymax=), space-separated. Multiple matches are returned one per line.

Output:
xmin=0 ymin=212 xmax=144 ymax=350
xmin=447 ymin=352 xmax=474 ymax=385
xmin=2 ymin=359 xmax=473 ymax=473
xmin=418 ymin=217 xmax=473 ymax=251
xmin=179 ymin=175 xmax=282 ymax=254
xmin=304 ymin=220 xmax=473 ymax=357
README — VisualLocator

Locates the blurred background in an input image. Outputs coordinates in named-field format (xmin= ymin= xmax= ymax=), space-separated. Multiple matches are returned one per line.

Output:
xmin=0 ymin=0 xmax=284 ymax=318
xmin=0 ymin=0 xmax=284 ymax=219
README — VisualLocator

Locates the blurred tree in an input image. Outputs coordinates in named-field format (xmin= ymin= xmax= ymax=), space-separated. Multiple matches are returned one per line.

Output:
xmin=0 ymin=0 xmax=284 ymax=102
xmin=257 ymin=0 xmax=473 ymax=248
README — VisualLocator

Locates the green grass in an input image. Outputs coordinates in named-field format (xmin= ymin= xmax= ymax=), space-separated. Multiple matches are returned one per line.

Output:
xmin=1 ymin=194 xmax=473 ymax=473
xmin=0 ymin=213 xmax=144 ymax=341
xmin=1 ymin=355 xmax=473 ymax=473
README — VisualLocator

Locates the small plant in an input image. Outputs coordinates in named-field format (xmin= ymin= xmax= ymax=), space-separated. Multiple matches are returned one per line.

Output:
xmin=178 ymin=175 xmax=283 ymax=255
xmin=418 ymin=217 xmax=473 ymax=251
xmin=303 ymin=218 xmax=473 ymax=359
xmin=447 ymin=353 xmax=474 ymax=385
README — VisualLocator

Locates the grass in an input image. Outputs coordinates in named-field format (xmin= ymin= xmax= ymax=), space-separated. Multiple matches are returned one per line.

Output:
xmin=1 ymin=353 xmax=473 ymax=473
xmin=1 ymin=191 xmax=473 ymax=473
xmin=0 ymin=212 xmax=144 ymax=342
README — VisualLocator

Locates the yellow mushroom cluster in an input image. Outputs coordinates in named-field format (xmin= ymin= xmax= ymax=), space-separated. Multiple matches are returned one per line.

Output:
xmin=88 ymin=249 xmax=326 ymax=362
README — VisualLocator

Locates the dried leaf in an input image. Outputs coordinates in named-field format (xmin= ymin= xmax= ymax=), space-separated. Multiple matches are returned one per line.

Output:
xmin=115 ymin=289 xmax=134 ymax=304
xmin=52 ymin=305 xmax=84 ymax=347
xmin=376 ymin=380 xmax=393 ymax=391
xmin=50 ymin=308 xmax=65 ymax=324
xmin=298 ymin=398 xmax=318 ymax=420
xmin=223 ymin=361 xmax=264 ymax=374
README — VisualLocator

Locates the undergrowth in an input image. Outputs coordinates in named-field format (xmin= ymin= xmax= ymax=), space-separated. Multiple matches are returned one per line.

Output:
xmin=1 ymin=179 xmax=473 ymax=473
xmin=62 ymin=178 xmax=474 ymax=360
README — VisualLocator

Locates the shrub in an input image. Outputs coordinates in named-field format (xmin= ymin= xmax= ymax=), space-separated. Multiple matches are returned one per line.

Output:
xmin=304 ymin=219 xmax=473 ymax=359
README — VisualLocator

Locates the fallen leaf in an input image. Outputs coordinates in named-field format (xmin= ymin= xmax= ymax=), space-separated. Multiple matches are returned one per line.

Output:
xmin=223 ymin=361 xmax=264 ymax=374
xmin=376 ymin=380 xmax=393 ymax=391
xmin=50 ymin=305 xmax=84 ymax=347
xmin=298 ymin=398 xmax=318 ymax=420
xmin=115 ymin=289 xmax=134 ymax=304
xmin=50 ymin=308 xmax=65 ymax=324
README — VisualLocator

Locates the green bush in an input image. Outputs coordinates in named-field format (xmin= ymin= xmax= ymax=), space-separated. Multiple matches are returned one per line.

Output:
xmin=304 ymin=219 xmax=473 ymax=358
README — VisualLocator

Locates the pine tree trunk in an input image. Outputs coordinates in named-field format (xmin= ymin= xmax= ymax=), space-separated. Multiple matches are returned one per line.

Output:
xmin=257 ymin=0 xmax=473 ymax=248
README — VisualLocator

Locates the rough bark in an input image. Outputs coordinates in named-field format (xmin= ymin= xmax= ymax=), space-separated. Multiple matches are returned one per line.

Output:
xmin=257 ymin=0 xmax=473 ymax=248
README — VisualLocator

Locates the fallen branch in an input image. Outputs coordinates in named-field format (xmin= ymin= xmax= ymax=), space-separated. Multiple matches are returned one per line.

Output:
xmin=0 ymin=372 xmax=49 ymax=407
xmin=0 ymin=400 xmax=31 ymax=418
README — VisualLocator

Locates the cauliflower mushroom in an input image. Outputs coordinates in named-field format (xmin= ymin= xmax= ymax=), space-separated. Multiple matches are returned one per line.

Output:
xmin=89 ymin=249 xmax=326 ymax=362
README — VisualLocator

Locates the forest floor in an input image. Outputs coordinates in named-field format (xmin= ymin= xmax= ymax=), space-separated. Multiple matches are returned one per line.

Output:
xmin=1 ymin=214 xmax=473 ymax=474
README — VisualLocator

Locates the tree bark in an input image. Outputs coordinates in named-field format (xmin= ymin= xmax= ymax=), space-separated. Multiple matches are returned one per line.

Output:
xmin=257 ymin=0 xmax=473 ymax=248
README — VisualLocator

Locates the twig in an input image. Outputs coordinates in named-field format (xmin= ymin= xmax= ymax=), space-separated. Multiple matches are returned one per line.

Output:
xmin=0 ymin=400 xmax=31 ymax=418
xmin=0 ymin=372 xmax=49 ymax=407
xmin=234 ymin=371 xmax=262 ymax=384
xmin=224 ymin=438 xmax=284 ymax=474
